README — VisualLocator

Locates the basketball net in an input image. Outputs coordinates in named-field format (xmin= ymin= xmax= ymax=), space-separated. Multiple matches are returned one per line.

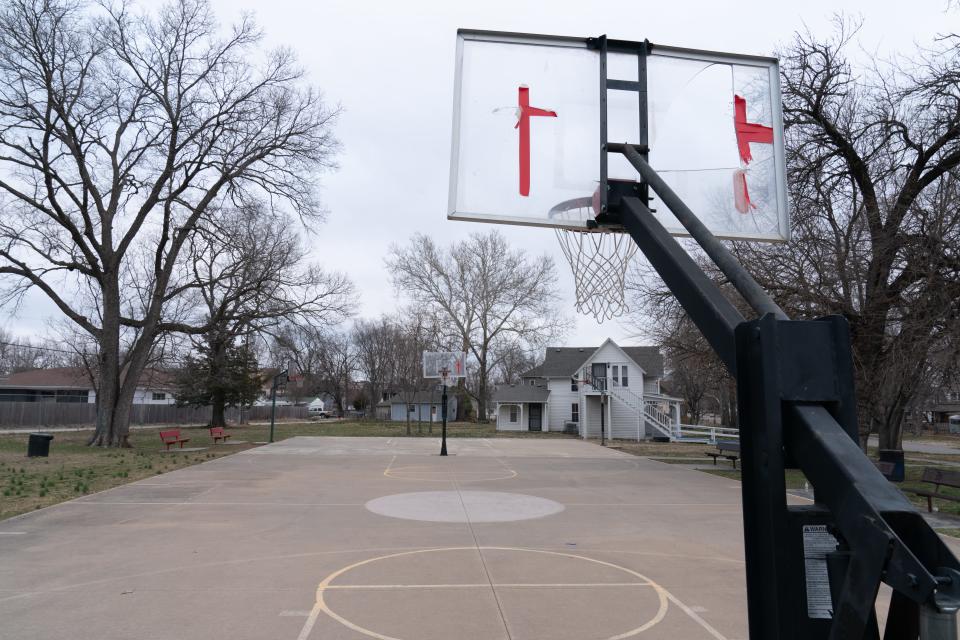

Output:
xmin=551 ymin=198 xmax=637 ymax=323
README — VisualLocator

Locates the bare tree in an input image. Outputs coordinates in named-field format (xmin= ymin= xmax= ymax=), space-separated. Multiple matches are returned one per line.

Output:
xmin=352 ymin=316 xmax=402 ymax=411
xmin=0 ymin=328 xmax=65 ymax=373
xmin=627 ymin=263 xmax=739 ymax=427
xmin=313 ymin=330 xmax=356 ymax=415
xmin=171 ymin=205 xmax=354 ymax=426
xmin=386 ymin=230 xmax=569 ymax=420
xmin=491 ymin=341 xmax=538 ymax=386
xmin=0 ymin=0 xmax=339 ymax=445
xmin=732 ymin=21 xmax=960 ymax=449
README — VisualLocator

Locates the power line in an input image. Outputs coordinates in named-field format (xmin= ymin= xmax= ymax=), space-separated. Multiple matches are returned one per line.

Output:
xmin=0 ymin=339 xmax=94 ymax=356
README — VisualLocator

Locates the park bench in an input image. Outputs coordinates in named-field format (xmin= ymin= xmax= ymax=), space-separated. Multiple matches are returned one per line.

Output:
xmin=705 ymin=441 xmax=740 ymax=468
xmin=906 ymin=467 xmax=960 ymax=513
xmin=209 ymin=426 xmax=232 ymax=444
xmin=159 ymin=429 xmax=190 ymax=450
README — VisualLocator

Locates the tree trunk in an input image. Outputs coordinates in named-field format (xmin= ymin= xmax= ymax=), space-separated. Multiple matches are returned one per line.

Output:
xmin=477 ymin=358 xmax=488 ymax=423
xmin=211 ymin=394 xmax=226 ymax=428
xmin=89 ymin=280 xmax=127 ymax=447
xmin=210 ymin=338 xmax=228 ymax=428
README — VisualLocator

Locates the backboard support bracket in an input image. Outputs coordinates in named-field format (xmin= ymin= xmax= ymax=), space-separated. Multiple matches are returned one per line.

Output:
xmin=589 ymin=36 xmax=652 ymax=218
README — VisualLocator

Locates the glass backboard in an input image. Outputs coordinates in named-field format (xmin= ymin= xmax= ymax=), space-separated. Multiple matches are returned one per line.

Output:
xmin=448 ymin=30 xmax=789 ymax=241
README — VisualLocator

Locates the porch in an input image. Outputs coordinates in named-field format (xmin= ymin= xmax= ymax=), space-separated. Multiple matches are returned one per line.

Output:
xmin=493 ymin=384 xmax=551 ymax=432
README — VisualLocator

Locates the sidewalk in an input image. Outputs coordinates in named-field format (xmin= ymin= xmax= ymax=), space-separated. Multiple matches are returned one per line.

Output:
xmin=868 ymin=435 xmax=960 ymax=456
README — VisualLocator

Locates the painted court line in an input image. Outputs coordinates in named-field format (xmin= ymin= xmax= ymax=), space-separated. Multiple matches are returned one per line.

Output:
xmin=321 ymin=582 xmax=653 ymax=590
xmin=565 ymin=503 xmax=741 ymax=507
xmin=71 ymin=501 xmax=364 ymax=507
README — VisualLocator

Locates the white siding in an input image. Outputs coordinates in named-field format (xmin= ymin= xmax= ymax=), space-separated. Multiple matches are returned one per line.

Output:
xmin=583 ymin=341 xmax=645 ymax=393
xmin=92 ymin=389 xmax=174 ymax=405
xmin=610 ymin=397 xmax=640 ymax=440
xmin=546 ymin=378 xmax=579 ymax=432
xmin=644 ymin=379 xmax=660 ymax=394
xmin=496 ymin=404 xmax=525 ymax=431
xmin=389 ymin=400 xmax=455 ymax=422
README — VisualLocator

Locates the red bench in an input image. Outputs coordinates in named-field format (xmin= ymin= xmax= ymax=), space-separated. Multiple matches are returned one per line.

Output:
xmin=159 ymin=429 xmax=190 ymax=450
xmin=209 ymin=426 xmax=232 ymax=444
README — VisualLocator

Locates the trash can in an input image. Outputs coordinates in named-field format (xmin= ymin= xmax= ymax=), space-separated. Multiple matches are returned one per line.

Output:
xmin=879 ymin=449 xmax=905 ymax=482
xmin=27 ymin=433 xmax=54 ymax=457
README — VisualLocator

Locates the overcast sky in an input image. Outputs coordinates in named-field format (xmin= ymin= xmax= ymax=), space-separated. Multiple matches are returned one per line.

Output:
xmin=3 ymin=0 xmax=956 ymax=349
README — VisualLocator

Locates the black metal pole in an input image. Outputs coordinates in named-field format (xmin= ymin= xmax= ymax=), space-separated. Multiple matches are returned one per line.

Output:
xmin=615 ymin=144 xmax=788 ymax=321
xmin=269 ymin=379 xmax=277 ymax=444
xmin=600 ymin=394 xmax=606 ymax=446
xmin=440 ymin=384 xmax=448 ymax=456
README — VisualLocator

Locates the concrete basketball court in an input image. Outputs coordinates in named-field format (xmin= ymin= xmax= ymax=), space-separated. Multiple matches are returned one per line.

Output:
xmin=0 ymin=436 xmax=909 ymax=639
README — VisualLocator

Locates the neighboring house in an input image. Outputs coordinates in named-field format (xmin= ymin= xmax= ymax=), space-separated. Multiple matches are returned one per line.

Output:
xmin=930 ymin=388 xmax=960 ymax=432
xmin=0 ymin=367 xmax=176 ymax=405
xmin=492 ymin=339 xmax=681 ymax=441
xmin=384 ymin=391 xmax=457 ymax=423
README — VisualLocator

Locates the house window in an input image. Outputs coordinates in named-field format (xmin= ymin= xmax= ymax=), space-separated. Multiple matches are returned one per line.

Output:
xmin=407 ymin=404 xmax=415 ymax=412
xmin=152 ymin=392 xmax=166 ymax=401
xmin=509 ymin=406 xmax=519 ymax=422
xmin=621 ymin=366 xmax=628 ymax=388
xmin=529 ymin=379 xmax=535 ymax=386
xmin=612 ymin=366 xmax=619 ymax=387
xmin=571 ymin=403 xmax=579 ymax=423
xmin=571 ymin=377 xmax=578 ymax=391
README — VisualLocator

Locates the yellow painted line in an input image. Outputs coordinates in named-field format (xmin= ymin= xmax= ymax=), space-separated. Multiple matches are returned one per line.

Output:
xmin=297 ymin=546 xmax=669 ymax=640
xmin=382 ymin=454 xmax=397 ymax=477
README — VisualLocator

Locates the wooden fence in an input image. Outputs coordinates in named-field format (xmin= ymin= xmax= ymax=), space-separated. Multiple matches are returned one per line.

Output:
xmin=0 ymin=402 xmax=309 ymax=428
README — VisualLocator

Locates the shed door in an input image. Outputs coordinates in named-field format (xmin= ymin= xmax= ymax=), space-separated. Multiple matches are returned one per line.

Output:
xmin=528 ymin=403 xmax=542 ymax=431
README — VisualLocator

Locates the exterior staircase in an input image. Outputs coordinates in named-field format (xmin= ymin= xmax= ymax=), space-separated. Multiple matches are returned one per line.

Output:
xmin=606 ymin=385 xmax=678 ymax=441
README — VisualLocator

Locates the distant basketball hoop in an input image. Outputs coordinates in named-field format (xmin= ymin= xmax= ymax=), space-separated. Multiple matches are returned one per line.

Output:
xmin=422 ymin=351 xmax=467 ymax=387
xmin=422 ymin=351 xmax=466 ymax=457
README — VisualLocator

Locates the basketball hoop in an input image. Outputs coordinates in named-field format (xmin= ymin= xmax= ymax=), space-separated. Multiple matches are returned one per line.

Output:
xmin=550 ymin=197 xmax=637 ymax=323
xmin=439 ymin=367 xmax=454 ymax=388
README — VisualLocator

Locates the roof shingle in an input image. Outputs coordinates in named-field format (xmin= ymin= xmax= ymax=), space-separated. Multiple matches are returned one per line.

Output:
xmin=522 ymin=344 xmax=664 ymax=379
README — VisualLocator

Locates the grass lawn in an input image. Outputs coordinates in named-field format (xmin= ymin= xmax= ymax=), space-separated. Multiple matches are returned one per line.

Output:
xmin=605 ymin=440 xmax=714 ymax=458
xmin=0 ymin=419 xmax=570 ymax=520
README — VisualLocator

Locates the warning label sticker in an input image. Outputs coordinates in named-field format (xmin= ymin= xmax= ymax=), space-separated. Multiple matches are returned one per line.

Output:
xmin=802 ymin=524 xmax=838 ymax=619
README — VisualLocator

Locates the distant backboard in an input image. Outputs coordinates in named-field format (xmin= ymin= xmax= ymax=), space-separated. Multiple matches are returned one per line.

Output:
xmin=423 ymin=351 xmax=467 ymax=385
xmin=448 ymin=30 xmax=789 ymax=241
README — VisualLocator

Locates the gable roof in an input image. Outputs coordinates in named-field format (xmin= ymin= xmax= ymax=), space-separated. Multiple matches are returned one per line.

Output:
xmin=523 ymin=343 xmax=664 ymax=379
xmin=493 ymin=384 xmax=551 ymax=403
xmin=0 ymin=367 xmax=175 ymax=390
xmin=387 ymin=390 xmax=451 ymax=404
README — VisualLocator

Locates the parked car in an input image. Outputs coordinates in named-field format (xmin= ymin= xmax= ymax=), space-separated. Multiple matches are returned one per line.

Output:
xmin=308 ymin=406 xmax=331 ymax=418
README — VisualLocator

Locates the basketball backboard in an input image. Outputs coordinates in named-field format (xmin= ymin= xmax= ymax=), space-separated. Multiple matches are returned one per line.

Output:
xmin=448 ymin=30 xmax=789 ymax=241
xmin=423 ymin=351 xmax=467 ymax=386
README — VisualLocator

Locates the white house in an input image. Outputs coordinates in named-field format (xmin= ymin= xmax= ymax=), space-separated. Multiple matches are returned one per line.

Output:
xmin=492 ymin=339 xmax=682 ymax=441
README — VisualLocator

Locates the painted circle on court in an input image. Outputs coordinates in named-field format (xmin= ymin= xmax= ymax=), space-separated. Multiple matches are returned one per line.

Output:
xmin=301 ymin=547 xmax=669 ymax=640
xmin=364 ymin=491 xmax=564 ymax=523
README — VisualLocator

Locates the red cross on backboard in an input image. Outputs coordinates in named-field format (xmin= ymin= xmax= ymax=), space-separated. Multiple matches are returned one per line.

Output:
xmin=733 ymin=95 xmax=773 ymax=164
xmin=732 ymin=95 xmax=774 ymax=212
xmin=515 ymin=86 xmax=557 ymax=197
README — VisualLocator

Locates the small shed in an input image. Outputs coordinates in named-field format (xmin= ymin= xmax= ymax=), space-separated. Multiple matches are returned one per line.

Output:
xmin=387 ymin=391 xmax=457 ymax=422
